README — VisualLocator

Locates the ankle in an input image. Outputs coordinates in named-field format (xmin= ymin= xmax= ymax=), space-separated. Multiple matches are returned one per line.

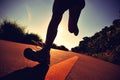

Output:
xmin=42 ymin=47 xmax=50 ymax=53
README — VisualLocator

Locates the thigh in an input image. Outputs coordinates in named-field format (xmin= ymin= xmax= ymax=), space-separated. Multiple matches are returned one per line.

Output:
xmin=70 ymin=0 xmax=85 ymax=9
xmin=53 ymin=0 xmax=85 ymax=14
xmin=69 ymin=0 xmax=85 ymax=22
xmin=52 ymin=0 xmax=69 ymax=14
xmin=68 ymin=5 xmax=83 ymax=25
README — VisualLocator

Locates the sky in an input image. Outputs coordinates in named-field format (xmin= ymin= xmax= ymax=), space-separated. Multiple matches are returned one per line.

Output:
xmin=0 ymin=0 xmax=120 ymax=50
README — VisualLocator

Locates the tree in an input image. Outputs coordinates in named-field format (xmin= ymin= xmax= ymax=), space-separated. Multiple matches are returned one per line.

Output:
xmin=0 ymin=20 xmax=43 ymax=45
xmin=51 ymin=44 xmax=69 ymax=51
xmin=24 ymin=33 xmax=42 ymax=44
xmin=0 ymin=20 xmax=25 ymax=42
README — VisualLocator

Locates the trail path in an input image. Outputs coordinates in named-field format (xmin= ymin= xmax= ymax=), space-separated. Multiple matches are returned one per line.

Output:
xmin=0 ymin=40 xmax=120 ymax=80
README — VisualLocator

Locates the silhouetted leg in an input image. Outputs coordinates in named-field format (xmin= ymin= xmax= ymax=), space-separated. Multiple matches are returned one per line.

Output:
xmin=42 ymin=0 xmax=67 ymax=52
xmin=24 ymin=0 xmax=85 ymax=64
xmin=24 ymin=0 xmax=67 ymax=64
xmin=24 ymin=13 xmax=64 ymax=64
xmin=68 ymin=5 xmax=82 ymax=36
xmin=43 ymin=13 xmax=64 ymax=52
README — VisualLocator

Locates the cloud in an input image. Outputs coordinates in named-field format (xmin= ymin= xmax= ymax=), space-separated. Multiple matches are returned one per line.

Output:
xmin=25 ymin=4 xmax=32 ymax=22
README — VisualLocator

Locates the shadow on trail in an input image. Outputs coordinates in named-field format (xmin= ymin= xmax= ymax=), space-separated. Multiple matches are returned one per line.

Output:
xmin=0 ymin=64 xmax=49 ymax=80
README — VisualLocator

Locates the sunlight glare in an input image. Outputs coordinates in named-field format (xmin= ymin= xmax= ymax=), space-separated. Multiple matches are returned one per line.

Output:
xmin=58 ymin=25 xmax=64 ymax=34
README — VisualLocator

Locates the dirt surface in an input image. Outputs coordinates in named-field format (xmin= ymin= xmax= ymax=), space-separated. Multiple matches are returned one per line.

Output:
xmin=0 ymin=40 xmax=120 ymax=80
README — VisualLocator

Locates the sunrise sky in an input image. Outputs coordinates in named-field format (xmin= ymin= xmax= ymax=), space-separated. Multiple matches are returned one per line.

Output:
xmin=0 ymin=0 xmax=120 ymax=49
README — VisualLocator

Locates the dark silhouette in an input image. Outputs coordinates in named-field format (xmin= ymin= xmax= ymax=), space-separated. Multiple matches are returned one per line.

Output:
xmin=25 ymin=33 xmax=42 ymax=44
xmin=23 ymin=1 xmax=85 ymax=78
xmin=24 ymin=0 xmax=85 ymax=65
xmin=0 ymin=64 xmax=49 ymax=80
xmin=43 ymin=0 xmax=85 ymax=52
xmin=71 ymin=19 xmax=120 ymax=65
xmin=51 ymin=44 xmax=69 ymax=51
xmin=0 ymin=20 xmax=43 ymax=45
xmin=0 ymin=20 xmax=25 ymax=42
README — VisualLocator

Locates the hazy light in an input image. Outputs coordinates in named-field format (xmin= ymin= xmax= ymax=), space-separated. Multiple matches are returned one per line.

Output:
xmin=26 ymin=4 xmax=32 ymax=22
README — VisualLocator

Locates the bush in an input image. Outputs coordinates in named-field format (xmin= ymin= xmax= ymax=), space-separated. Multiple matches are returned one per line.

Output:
xmin=0 ymin=20 xmax=25 ymax=42
xmin=0 ymin=20 xmax=43 ymax=45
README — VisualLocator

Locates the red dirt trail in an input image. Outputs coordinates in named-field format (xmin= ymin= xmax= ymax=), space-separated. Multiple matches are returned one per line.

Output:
xmin=0 ymin=40 xmax=120 ymax=80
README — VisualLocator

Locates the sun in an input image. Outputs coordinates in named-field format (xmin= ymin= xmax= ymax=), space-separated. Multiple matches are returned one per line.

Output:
xmin=58 ymin=24 xmax=66 ymax=35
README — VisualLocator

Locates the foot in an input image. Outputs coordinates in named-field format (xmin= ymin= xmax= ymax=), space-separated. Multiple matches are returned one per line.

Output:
xmin=24 ymin=48 xmax=50 ymax=65
xmin=68 ymin=26 xmax=79 ymax=36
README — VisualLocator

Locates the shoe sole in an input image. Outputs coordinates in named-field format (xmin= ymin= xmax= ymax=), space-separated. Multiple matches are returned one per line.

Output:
xmin=24 ymin=48 xmax=50 ymax=64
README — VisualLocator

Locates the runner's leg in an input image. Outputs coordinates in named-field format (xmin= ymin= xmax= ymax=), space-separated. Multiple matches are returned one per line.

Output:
xmin=43 ymin=1 xmax=67 ymax=51
xmin=68 ymin=5 xmax=82 ymax=36
xmin=43 ymin=13 xmax=63 ymax=51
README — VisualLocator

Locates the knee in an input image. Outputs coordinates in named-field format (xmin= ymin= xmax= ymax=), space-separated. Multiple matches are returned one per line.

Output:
xmin=50 ymin=12 xmax=63 ymax=25
xmin=48 ymin=25 xmax=58 ymax=33
xmin=52 ymin=12 xmax=63 ymax=19
xmin=80 ymin=0 xmax=85 ymax=9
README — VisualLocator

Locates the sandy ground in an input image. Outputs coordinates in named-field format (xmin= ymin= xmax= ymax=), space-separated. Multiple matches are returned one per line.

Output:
xmin=0 ymin=40 xmax=120 ymax=80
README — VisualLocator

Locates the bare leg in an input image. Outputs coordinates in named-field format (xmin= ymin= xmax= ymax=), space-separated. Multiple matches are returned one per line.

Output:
xmin=43 ymin=13 xmax=63 ymax=52
xmin=24 ymin=13 xmax=64 ymax=64
xmin=24 ymin=0 xmax=85 ymax=64
xmin=68 ymin=5 xmax=82 ymax=36
xmin=42 ymin=0 xmax=67 ymax=52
